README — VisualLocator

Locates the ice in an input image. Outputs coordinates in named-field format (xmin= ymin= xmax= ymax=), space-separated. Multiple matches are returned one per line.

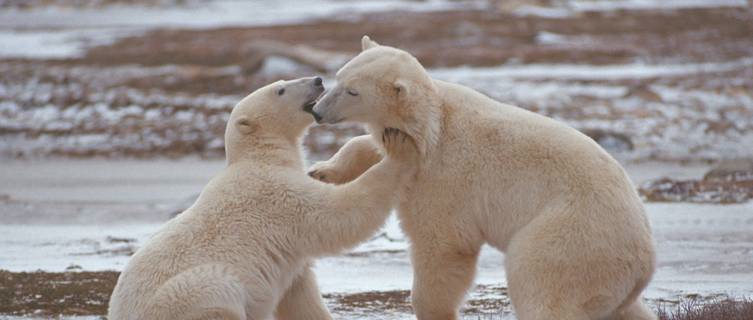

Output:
xmin=1 ymin=160 xmax=751 ymax=300
xmin=431 ymin=58 xmax=753 ymax=81
xmin=0 ymin=224 xmax=160 ymax=272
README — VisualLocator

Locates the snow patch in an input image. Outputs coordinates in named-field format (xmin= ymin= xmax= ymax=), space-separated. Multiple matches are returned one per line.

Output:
xmin=431 ymin=58 xmax=753 ymax=80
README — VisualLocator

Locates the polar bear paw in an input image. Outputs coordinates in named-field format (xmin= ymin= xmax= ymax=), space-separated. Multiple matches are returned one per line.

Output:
xmin=307 ymin=162 xmax=340 ymax=184
xmin=381 ymin=128 xmax=418 ymax=164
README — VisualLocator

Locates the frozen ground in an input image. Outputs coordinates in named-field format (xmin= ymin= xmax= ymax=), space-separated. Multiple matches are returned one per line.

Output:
xmin=3 ymin=57 xmax=752 ymax=161
xmin=2 ymin=1 xmax=752 ymax=161
xmin=1 ymin=160 xmax=752 ymax=318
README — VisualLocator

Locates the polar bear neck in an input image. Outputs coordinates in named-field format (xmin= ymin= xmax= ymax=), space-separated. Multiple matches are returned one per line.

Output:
xmin=225 ymin=133 xmax=305 ymax=170
xmin=370 ymin=80 xmax=442 ymax=156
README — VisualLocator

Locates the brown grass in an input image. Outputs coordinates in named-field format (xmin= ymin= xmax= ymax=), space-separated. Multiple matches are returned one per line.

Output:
xmin=81 ymin=7 xmax=753 ymax=69
xmin=1 ymin=269 xmax=751 ymax=319
xmin=2 ymin=6 xmax=753 ymax=161
xmin=658 ymin=299 xmax=753 ymax=320
xmin=0 ymin=270 xmax=117 ymax=316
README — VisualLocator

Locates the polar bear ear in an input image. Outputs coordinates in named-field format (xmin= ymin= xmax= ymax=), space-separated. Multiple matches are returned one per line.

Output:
xmin=361 ymin=35 xmax=380 ymax=51
xmin=393 ymin=79 xmax=409 ymax=98
xmin=235 ymin=116 xmax=258 ymax=135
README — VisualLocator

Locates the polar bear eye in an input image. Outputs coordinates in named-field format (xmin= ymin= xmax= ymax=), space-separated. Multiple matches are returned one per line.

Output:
xmin=347 ymin=89 xmax=359 ymax=96
xmin=277 ymin=88 xmax=285 ymax=96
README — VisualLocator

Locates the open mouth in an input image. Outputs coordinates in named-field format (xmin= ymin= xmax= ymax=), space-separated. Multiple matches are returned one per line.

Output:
xmin=302 ymin=90 xmax=324 ymax=123
xmin=302 ymin=100 xmax=316 ymax=111
xmin=302 ymin=93 xmax=323 ymax=122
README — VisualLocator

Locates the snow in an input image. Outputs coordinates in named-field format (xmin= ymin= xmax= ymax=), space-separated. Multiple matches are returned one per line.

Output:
xmin=425 ymin=61 xmax=753 ymax=162
xmin=514 ymin=0 xmax=749 ymax=18
xmin=0 ymin=0 xmax=474 ymax=29
xmin=431 ymin=58 xmax=753 ymax=81
xmin=0 ymin=0 xmax=477 ymax=59
xmin=0 ymin=224 xmax=159 ymax=272
xmin=570 ymin=0 xmax=749 ymax=11
xmin=0 ymin=317 xmax=101 ymax=320
xmin=534 ymin=31 xmax=568 ymax=44
xmin=258 ymin=56 xmax=313 ymax=76
xmin=512 ymin=6 xmax=573 ymax=18
xmin=646 ymin=202 xmax=753 ymax=299
xmin=0 ymin=30 xmax=86 ymax=58
xmin=1 ymin=160 xmax=752 ymax=306
xmin=0 ymin=27 xmax=137 ymax=59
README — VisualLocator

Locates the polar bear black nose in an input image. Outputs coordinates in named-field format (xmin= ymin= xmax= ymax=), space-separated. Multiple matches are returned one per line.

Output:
xmin=314 ymin=77 xmax=323 ymax=87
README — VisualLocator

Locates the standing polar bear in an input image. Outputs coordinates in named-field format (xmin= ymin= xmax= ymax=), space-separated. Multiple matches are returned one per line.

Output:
xmin=309 ymin=37 xmax=657 ymax=320
xmin=108 ymin=76 xmax=418 ymax=320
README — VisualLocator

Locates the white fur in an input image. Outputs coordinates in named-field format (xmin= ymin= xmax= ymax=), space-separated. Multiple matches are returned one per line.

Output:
xmin=108 ymin=77 xmax=417 ymax=320
xmin=310 ymin=37 xmax=657 ymax=320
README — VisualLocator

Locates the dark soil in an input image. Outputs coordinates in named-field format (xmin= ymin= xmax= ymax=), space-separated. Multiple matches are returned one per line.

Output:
xmin=0 ymin=270 xmax=117 ymax=317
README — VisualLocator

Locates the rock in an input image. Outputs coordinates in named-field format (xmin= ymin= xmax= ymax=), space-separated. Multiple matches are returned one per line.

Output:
xmin=65 ymin=264 xmax=82 ymax=271
xmin=639 ymin=159 xmax=753 ymax=204
xmin=106 ymin=236 xmax=136 ymax=244
xmin=246 ymin=40 xmax=350 ymax=73
xmin=624 ymin=83 xmax=663 ymax=102
xmin=703 ymin=159 xmax=753 ymax=181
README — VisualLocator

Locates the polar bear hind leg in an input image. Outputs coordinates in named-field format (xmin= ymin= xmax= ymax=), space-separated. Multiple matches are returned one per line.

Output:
xmin=607 ymin=299 xmax=657 ymax=320
xmin=144 ymin=264 xmax=250 ymax=320
xmin=275 ymin=266 xmax=332 ymax=320
xmin=504 ymin=209 xmax=640 ymax=320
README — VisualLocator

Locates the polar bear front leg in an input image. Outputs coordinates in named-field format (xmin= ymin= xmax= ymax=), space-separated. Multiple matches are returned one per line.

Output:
xmin=410 ymin=239 xmax=481 ymax=320
xmin=275 ymin=265 xmax=332 ymax=320
xmin=308 ymin=135 xmax=382 ymax=185
xmin=302 ymin=129 xmax=417 ymax=255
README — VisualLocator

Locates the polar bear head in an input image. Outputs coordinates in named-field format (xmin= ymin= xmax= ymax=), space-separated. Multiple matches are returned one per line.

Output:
xmin=312 ymin=36 xmax=439 ymax=153
xmin=225 ymin=76 xmax=324 ymax=162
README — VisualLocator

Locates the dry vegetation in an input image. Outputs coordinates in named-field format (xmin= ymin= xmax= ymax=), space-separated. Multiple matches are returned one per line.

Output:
xmin=1 ymin=4 xmax=752 ymax=208
xmin=1 ymin=269 xmax=750 ymax=319
xmin=79 ymin=8 xmax=753 ymax=68
xmin=657 ymin=299 xmax=753 ymax=320
xmin=2 ymin=7 xmax=753 ymax=162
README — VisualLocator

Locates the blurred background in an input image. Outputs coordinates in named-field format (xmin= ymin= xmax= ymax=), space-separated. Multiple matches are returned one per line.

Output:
xmin=0 ymin=0 xmax=752 ymax=319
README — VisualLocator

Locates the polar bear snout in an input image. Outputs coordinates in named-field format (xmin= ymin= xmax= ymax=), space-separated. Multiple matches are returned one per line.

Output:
xmin=311 ymin=86 xmax=348 ymax=124
xmin=300 ymin=77 xmax=325 ymax=120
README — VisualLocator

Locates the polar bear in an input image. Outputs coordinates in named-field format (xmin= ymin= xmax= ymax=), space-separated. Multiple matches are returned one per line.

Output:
xmin=309 ymin=37 xmax=657 ymax=320
xmin=107 ymin=76 xmax=417 ymax=320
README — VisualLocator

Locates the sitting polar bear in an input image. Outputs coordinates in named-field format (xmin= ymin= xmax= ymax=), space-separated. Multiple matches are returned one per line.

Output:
xmin=309 ymin=37 xmax=657 ymax=320
xmin=107 ymin=76 xmax=417 ymax=320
